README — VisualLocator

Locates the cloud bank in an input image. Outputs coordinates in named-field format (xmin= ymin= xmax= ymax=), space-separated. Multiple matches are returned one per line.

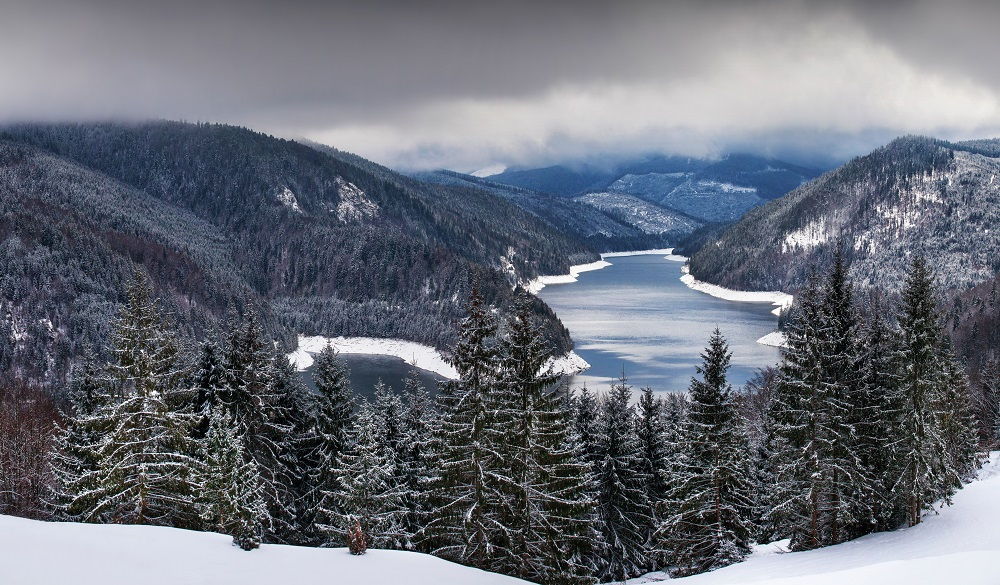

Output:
xmin=2 ymin=0 xmax=999 ymax=170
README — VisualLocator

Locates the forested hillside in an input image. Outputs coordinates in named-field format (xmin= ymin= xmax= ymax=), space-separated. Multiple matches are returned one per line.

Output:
xmin=0 ymin=122 xmax=591 ymax=385
xmin=687 ymin=136 xmax=1000 ymax=293
xmin=410 ymin=170 xmax=674 ymax=251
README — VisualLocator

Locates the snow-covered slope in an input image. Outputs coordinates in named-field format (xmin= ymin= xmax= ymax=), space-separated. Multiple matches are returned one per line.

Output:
xmin=575 ymin=192 xmax=702 ymax=235
xmin=0 ymin=514 xmax=532 ymax=585
xmin=630 ymin=452 xmax=1000 ymax=585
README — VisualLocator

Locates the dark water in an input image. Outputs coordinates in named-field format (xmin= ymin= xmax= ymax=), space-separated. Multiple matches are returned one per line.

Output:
xmin=538 ymin=253 xmax=781 ymax=394
xmin=299 ymin=354 xmax=445 ymax=401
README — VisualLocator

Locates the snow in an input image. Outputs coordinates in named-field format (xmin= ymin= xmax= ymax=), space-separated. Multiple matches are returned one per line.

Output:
xmin=755 ymin=331 xmax=788 ymax=348
xmin=544 ymin=350 xmax=591 ymax=376
xmin=289 ymin=335 xmax=459 ymax=380
xmin=620 ymin=452 xmax=1000 ymax=585
xmin=334 ymin=177 xmax=379 ymax=222
xmin=471 ymin=163 xmax=507 ymax=177
xmin=675 ymin=263 xmax=793 ymax=317
xmin=0 ymin=514 xmax=531 ymax=585
xmin=781 ymin=218 xmax=829 ymax=253
xmin=525 ymin=260 xmax=612 ymax=294
xmin=276 ymin=186 xmax=303 ymax=214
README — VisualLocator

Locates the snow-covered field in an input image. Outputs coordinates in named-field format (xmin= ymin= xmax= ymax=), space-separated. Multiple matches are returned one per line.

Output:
xmin=289 ymin=335 xmax=459 ymax=380
xmin=0 ymin=514 xmax=531 ymax=585
xmin=755 ymin=331 xmax=788 ymax=348
xmin=525 ymin=260 xmax=612 ymax=294
xmin=626 ymin=452 xmax=1000 ymax=585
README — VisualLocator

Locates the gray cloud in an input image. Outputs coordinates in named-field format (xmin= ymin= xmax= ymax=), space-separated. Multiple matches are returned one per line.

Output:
xmin=1 ymin=0 xmax=999 ymax=170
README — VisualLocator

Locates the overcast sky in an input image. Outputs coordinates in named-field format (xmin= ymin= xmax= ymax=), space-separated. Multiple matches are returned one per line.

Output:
xmin=3 ymin=0 xmax=1000 ymax=171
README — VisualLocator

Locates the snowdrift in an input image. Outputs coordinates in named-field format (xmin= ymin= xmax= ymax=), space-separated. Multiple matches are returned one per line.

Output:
xmin=0 ymin=514 xmax=531 ymax=585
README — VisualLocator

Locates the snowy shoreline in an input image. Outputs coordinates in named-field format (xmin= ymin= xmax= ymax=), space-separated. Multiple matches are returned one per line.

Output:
xmin=289 ymin=335 xmax=459 ymax=380
xmin=525 ymin=248 xmax=677 ymax=294
xmin=288 ymin=334 xmax=589 ymax=381
xmin=675 ymin=263 xmax=794 ymax=316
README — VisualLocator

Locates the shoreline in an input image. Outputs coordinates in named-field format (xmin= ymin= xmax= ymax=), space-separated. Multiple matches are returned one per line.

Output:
xmin=289 ymin=334 xmax=589 ymax=381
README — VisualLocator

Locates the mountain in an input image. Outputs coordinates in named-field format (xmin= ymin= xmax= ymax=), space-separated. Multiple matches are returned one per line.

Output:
xmin=573 ymin=192 xmax=703 ymax=236
xmin=411 ymin=170 xmax=682 ymax=251
xmin=0 ymin=122 xmax=590 ymax=384
xmin=685 ymin=136 xmax=1000 ymax=294
xmin=487 ymin=154 xmax=820 ymax=222
xmin=0 ymin=514 xmax=531 ymax=585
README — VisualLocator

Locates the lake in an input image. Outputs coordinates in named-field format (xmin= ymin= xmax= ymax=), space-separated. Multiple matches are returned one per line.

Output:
xmin=299 ymin=354 xmax=445 ymax=401
xmin=537 ymin=252 xmax=781 ymax=393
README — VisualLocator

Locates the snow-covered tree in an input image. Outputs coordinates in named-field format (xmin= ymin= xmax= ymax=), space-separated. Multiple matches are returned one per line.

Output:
xmin=594 ymin=374 xmax=652 ymax=581
xmin=893 ymin=256 xmax=968 ymax=526
xmin=635 ymin=387 xmax=669 ymax=531
xmin=495 ymin=296 xmax=598 ymax=585
xmin=190 ymin=341 xmax=227 ymax=440
xmin=326 ymin=400 xmax=407 ymax=549
xmin=63 ymin=271 xmax=200 ymax=527
xmin=425 ymin=287 xmax=509 ymax=570
xmin=309 ymin=343 xmax=355 ymax=543
xmin=199 ymin=407 xmax=268 ymax=550
xmin=656 ymin=329 xmax=754 ymax=576
xmin=399 ymin=371 xmax=436 ymax=551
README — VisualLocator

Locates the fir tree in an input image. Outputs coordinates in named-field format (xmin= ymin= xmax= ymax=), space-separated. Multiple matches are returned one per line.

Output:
xmin=199 ymin=407 xmax=268 ymax=550
xmin=309 ymin=343 xmax=355 ymax=543
xmin=594 ymin=374 xmax=652 ymax=582
xmin=67 ymin=271 xmax=200 ymax=527
xmin=496 ymin=296 xmax=597 ymax=585
xmin=399 ymin=371 xmax=436 ymax=551
xmin=327 ymin=401 xmax=407 ymax=549
xmin=425 ymin=286 xmax=509 ymax=570
xmin=657 ymin=329 xmax=754 ymax=577
xmin=635 ymin=387 xmax=669 ymax=531
xmin=191 ymin=341 xmax=227 ymax=440
xmin=893 ymin=256 xmax=966 ymax=526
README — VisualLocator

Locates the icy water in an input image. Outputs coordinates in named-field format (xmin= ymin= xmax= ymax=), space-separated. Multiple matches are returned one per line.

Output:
xmin=538 ymin=253 xmax=781 ymax=393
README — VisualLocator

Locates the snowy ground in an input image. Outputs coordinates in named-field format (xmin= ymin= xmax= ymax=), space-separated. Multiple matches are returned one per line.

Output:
xmin=0 ymin=514 xmax=531 ymax=585
xmin=289 ymin=335 xmax=459 ymax=380
xmin=621 ymin=452 xmax=1000 ymax=585
xmin=525 ymin=248 xmax=677 ymax=294
xmin=675 ymin=264 xmax=793 ymax=315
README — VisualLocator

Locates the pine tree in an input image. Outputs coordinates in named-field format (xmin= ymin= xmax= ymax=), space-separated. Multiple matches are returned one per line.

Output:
xmin=594 ymin=374 xmax=652 ymax=582
xmin=496 ymin=296 xmax=597 ymax=584
xmin=977 ymin=358 xmax=1000 ymax=447
xmin=657 ymin=329 xmax=754 ymax=577
xmin=310 ymin=343 xmax=355 ymax=543
xmin=67 ymin=271 xmax=200 ymax=527
xmin=767 ymin=257 xmax=876 ymax=550
xmin=372 ymin=380 xmax=411 ymax=550
xmin=636 ymin=387 xmax=669 ymax=531
xmin=894 ymin=256 xmax=966 ymax=526
xmin=199 ymin=407 xmax=268 ymax=550
xmin=327 ymin=400 xmax=407 ymax=549
xmin=399 ymin=371 xmax=436 ymax=551
xmin=425 ymin=286 xmax=509 ymax=570
xmin=49 ymin=352 xmax=109 ymax=520
xmin=191 ymin=341 xmax=227 ymax=440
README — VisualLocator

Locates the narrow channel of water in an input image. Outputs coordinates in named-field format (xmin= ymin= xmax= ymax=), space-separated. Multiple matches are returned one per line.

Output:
xmin=538 ymin=253 xmax=781 ymax=393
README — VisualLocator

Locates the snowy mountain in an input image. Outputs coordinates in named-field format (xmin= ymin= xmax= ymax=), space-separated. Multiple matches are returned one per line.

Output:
xmin=685 ymin=136 xmax=1000 ymax=294
xmin=487 ymin=154 xmax=820 ymax=222
xmin=629 ymin=452 xmax=1000 ymax=585
xmin=0 ymin=514 xmax=531 ymax=585
xmin=574 ymin=192 xmax=703 ymax=235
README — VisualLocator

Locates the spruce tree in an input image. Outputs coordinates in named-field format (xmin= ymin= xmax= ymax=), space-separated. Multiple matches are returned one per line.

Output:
xmin=200 ymin=407 xmax=268 ymax=550
xmin=594 ymin=374 xmax=652 ymax=582
xmin=425 ymin=286 xmax=509 ymax=570
xmin=69 ymin=271 xmax=200 ymax=527
xmin=496 ymin=296 xmax=597 ymax=585
xmin=191 ymin=341 xmax=227 ymax=440
xmin=310 ymin=343 xmax=355 ymax=543
xmin=636 ymin=387 xmax=669 ymax=530
xmin=326 ymin=400 xmax=407 ymax=549
xmin=399 ymin=371 xmax=436 ymax=551
xmin=657 ymin=329 xmax=754 ymax=577
xmin=894 ymin=256 xmax=966 ymax=526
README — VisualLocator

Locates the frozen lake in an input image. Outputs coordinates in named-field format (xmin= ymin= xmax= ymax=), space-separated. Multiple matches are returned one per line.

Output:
xmin=538 ymin=252 xmax=781 ymax=393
